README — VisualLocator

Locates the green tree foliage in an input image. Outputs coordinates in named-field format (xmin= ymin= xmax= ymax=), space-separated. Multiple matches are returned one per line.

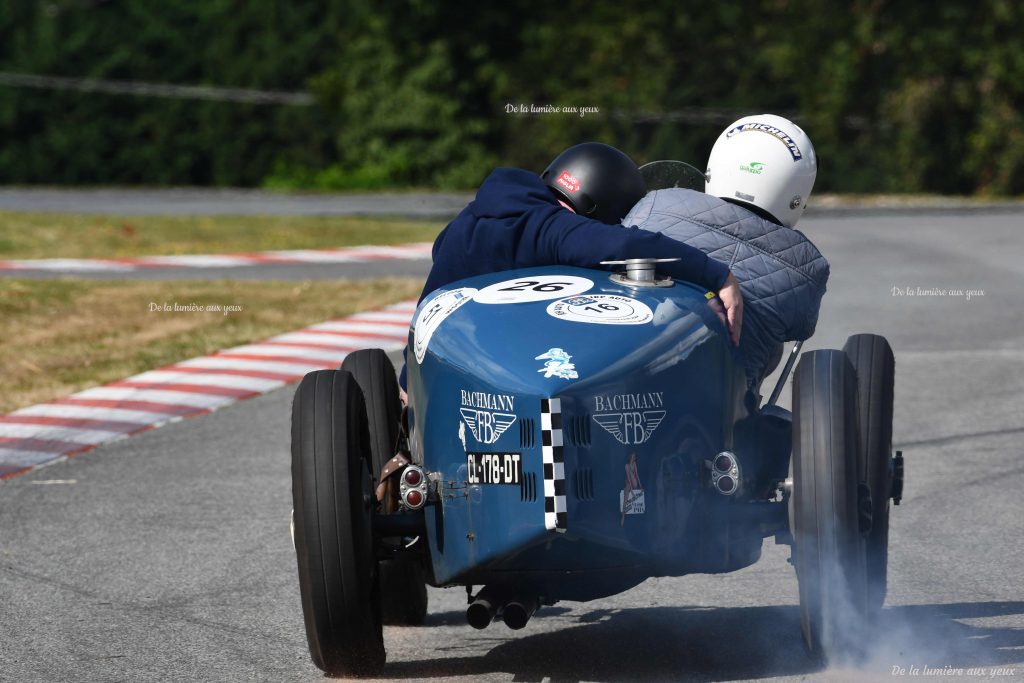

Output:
xmin=783 ymin=0 xmax=1024 ymax=195
xmin=0 ymin=1 xmax=338 ymax=186
xmin=289 ymin=9 xmax=500 ymax=189
xmin=1 ymin=0 xmax=1021 ymax=194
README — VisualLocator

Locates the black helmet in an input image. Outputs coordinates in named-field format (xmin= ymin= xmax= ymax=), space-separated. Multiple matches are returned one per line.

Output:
xmin=541 ymin=142 xmax=647 ymax=224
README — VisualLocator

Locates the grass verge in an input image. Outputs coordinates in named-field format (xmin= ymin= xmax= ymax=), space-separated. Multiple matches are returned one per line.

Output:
xmin=0 ymin=277 xmax=422 ymax=414
xmin=0 ymin=213 xmax=443 ymax=260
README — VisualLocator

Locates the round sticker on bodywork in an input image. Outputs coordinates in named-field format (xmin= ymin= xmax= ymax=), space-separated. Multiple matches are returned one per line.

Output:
xmin=473 ymin=275 xmax=593 ymax=304
xmin=546 ymin=294 xmax=653 ymax=325
xmin=413 ymin=287 xmax=476 ymax=363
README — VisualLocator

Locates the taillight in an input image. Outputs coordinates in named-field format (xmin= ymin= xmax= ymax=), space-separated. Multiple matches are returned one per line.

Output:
xmin=400 ymin=464 xmax=428 ymax=510
xmin=710 ymin=451 xmax=739 ymax=496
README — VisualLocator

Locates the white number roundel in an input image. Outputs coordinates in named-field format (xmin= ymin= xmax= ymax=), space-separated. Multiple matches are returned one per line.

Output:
xmin=546 ymin=294 xmax=653 ymax=325
xmin=473 ymin=275 xmax=594 ymax=304
xmin=413 ymin=287 xmax=476 ymax=363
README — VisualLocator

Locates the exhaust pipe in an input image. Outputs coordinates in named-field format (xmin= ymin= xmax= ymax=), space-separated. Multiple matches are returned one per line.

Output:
xmin=466 ymin=587 xmax=501 ymax=630
xmin=502 ymin=596 xmax=538 ymax=630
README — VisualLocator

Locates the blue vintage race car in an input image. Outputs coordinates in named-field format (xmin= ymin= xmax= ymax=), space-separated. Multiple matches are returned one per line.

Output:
xmin=290 ymin=169 xmax=904 ymax=677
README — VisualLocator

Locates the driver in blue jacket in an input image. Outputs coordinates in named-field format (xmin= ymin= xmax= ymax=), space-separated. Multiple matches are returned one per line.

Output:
xmin=400 ymin=142 xmax=745 ymax=392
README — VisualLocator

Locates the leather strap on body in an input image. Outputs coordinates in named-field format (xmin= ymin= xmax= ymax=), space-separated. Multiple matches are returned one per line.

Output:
xmin=375 ymin=452 xmax=410 ymax=503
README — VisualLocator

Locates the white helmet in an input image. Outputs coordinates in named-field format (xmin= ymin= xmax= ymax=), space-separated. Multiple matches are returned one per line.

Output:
xmin=705 ymin=114 xmax=817 ymax=228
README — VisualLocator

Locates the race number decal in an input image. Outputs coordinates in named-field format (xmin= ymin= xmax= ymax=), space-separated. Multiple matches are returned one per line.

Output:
xmin=473 ymin=275 xmax=593 ymax=304
xmin=546 ymin=294 xmax=653 ymax=325
xmin=413 ymin=287 xmax=476 ymax=363
xmin=467 ymin=452 xmax=522 ymax=485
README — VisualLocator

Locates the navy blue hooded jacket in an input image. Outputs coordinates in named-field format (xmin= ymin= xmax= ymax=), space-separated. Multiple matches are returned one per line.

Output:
xmin=420 ymin=168 xmax=730 ymax=299
xmin=401 ymin=168 xmax=732 ymax=388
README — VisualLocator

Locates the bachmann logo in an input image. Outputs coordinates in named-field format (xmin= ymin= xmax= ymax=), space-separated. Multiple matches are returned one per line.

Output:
xmin=460 ymin=390 xmax=516 ymax=445
xmin=591 ymin=392 xmax=666 ymax=445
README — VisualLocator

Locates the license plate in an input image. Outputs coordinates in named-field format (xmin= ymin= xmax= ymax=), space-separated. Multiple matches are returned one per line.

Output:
xmin=467 ymin=452 xmax=522 ymax=485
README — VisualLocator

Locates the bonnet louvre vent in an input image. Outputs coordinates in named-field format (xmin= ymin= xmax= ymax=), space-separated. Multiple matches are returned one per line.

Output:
xmin=574 ymin=468 xmax=594 ymax=500
xmin=565 ymin=415 xmax=592 ymax=447
xmin=519 ymin=418 xmax=536 ymax=449
xmin=520 ymin=472 xmax=537 ymax=502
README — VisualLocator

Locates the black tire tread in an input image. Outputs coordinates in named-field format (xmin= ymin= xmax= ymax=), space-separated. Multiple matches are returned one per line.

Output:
xmin=291 ymin=370 xmax=385 ymax=675
xmin=792 ymin=350 xmax=867 ymax=657
xmin=341 ymin=349 xmax=402 ymax=476
xmin=843 ymin=333 xmax=895 ymax=612
xmin=341 ymin=349 xmax=429 ymax=626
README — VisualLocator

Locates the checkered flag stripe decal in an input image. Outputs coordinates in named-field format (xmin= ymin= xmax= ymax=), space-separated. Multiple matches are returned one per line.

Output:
xmin=540 ymin=398 xmax=566 ymax=533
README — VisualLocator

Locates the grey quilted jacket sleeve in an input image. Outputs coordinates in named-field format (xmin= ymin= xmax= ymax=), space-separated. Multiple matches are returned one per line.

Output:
xmin=625 ymin=188 xmax=830 ymax=381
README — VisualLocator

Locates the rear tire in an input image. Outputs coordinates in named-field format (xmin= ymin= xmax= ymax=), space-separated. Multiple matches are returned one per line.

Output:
xmin=291 ymin=370 xmax=385 ymax=676
xmin=843 ymin=333 xmax=895 ymax=613
xmin=341 ymin=349 xmax=403 ymax=478
xmin=342 ymin=349 xmax=429 ymax=626
xmin=791 ymin=350 xmax=868 ymax=660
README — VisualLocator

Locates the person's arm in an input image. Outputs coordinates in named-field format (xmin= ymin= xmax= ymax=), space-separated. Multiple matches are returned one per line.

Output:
xmin=540 ymin=208 xmax=730 ymax=290
xmin=534 ymin=207 xmax=742 ymax=344
xmin=787 ymin=282 xmax=827 ymax=342
xmin=716 ymin=272 xmax=743 ymax=346
xmin=784 ymin=256 xmax=830 ymax=341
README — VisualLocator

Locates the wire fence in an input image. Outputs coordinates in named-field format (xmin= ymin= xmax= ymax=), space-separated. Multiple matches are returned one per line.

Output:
xmin=0 ymin=71 xmax=315 ymax=105
xmin=0 ymin=71 xmax=874 ymax=130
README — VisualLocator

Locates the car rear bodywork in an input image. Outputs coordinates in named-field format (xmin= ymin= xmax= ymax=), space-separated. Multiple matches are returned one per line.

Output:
xmin=406 ymin=265 xmax=786 ymax=602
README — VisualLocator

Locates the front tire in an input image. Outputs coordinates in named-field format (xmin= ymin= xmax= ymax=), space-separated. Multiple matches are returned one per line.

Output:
xmin=843 ymin=333 xmax=895 ymax=613
xmin=291 ymin=370 xmax=385 ymax=676
xmin=791 ymin=350 xmax=868 ymax=660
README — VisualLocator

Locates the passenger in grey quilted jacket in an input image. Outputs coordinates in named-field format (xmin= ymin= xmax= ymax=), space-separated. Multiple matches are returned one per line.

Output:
xmin=625 ymin=114 xmax=829 ymax=388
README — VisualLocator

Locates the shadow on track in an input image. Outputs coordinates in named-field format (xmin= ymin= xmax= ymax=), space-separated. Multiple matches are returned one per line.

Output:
xmin=379 ymin=601 xmax=1024 ymax=682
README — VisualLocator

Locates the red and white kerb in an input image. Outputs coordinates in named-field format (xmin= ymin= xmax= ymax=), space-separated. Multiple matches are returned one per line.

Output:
xmin=0 ymin=300 xmax=419 ymax=481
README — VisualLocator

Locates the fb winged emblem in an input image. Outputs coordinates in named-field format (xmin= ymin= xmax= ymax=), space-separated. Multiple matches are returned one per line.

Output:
xmin=491 ymin=413 xmax=517 ymax=441
xmin=593 ymin=410 xmax=666 ymax=445
xmin=460 ymin=408 xmax=516 ymax=445
xmin=642 ymin=411 xmax=665 ymax=441
xmin=592 ymin=414 xmax=625 ymax=444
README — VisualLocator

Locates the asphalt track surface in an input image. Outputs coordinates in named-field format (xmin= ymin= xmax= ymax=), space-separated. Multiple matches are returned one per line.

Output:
xmin=2 ymin=208 xmax=1024 ymax=682
xmin=1 ymin=186 xmax=1022 ymax=218
xmin=2 ymin=188 xmax=1021 ymax=282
